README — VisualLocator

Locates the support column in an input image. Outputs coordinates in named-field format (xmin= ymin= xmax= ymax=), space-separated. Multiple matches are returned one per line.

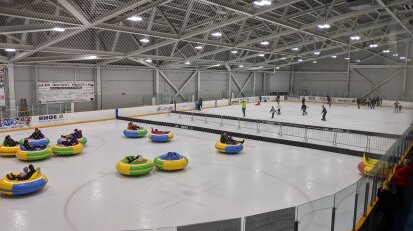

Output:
xmin=346 ymin=52 xmax=351 ymax=97
xmin=7 ymin=63 xmax=16 ymax=117
xmin=197 ymin=69 xmax=200 ymax=100
xmin=289 ymin=66 xmax=295 ymax=93
xmin=402 ymin=42 xmax=409 ymax=100
xmin=154 ymin=68 xmax=160 ymax=105
xmin=96 ymin=66 xmax=102 ymax=110
xmin=228 ymin=70 xmax=232 ymax=102
xmin=263 ymin=73 xmax=267 ymax=95
xmin=252 ymin=72 xmax=256 ymax=96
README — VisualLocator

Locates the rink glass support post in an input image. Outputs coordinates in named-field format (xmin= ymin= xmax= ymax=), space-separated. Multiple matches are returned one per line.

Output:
xmin=204 ymin=116 xmax=207 ymax=124
xmin=371 ymin=169 xmax=378 ymax=206
xmin=331 ymin=207 xmax=336 ymax=231
xmin=256 ymin=121 xmax=260 ymax=133
xmin=304 ymin=128 xmax=308 ymax=142
xmin=191 ymin=112 xmax=194 ymax=121
xmin=365 ymin=136 xmax=371 ymax=152
xmin=353 ymin=193 xmax=359 ymax=231
xmin=220 ymin=115 xmax=223 ymax=126
xmin=279 ymin=125 xmax=283 ymax=137
xmin=115 ymin=108 xmax=119 ymax=119
xmin=363 ymin=182 xmax=370 ymax=216
xmin=333 ymin=131 xmax=337 ymax=146
xmin=238 ymin=118 xmax=241 ymax=129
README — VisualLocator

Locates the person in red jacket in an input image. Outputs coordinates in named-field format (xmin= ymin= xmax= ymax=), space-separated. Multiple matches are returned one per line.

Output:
xmin=394 ymin=159 xmax=413 ymax=207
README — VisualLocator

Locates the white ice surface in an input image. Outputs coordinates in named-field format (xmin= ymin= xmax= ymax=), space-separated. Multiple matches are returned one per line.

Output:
xmin=0 ymin=119 xmax=362 ymax=231
xmin=196 ymin=101 xmax=413 ymax=135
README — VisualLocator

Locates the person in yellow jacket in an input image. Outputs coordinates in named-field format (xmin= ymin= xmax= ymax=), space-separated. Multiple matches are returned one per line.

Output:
xmin=241 ymin=101 xmax=247 ymax=117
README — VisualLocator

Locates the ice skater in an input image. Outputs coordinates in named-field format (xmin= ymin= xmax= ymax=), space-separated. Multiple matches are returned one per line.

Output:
xmin=327 ymin=96 xmax=332 ymax=108
xmin=357 ymin=98 xmax=361 ymax=109
xmin=399 ymin=104 xmax=403 ymax=113
xmin=301 ymin=104 xmax=309 ymax=116
xmin=321 ymin=105 xmax=327 ymax=121
xmin=270 ymin=106 xmax=276 ymax=118
xmin=241 ymin=101 xmax=247 ymax=117
xmin=276 ymin=95 xmax=280 ymax=104
xmin=370 ymin=98 xmax=376 ymax=109
xmin=394 ymin=101 xmax=399 ymax=113
xmin=302 ymin=97 xmax=306 ymax=105
xmin=276 ymin=104 xmax=281 ymax=115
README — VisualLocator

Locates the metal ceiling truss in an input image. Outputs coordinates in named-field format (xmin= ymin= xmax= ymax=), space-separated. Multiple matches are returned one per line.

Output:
xmin=0 ymin=0 xmax=412 ymax=69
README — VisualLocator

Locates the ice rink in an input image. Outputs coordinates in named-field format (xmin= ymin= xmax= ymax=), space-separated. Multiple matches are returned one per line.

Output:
xmin=138 ymin=101 xmax=412 ymax=154
xmin=0 ymin=118 xmax=362 ymax=231
xmin=195 ymin=101 xmax=413 ymax=135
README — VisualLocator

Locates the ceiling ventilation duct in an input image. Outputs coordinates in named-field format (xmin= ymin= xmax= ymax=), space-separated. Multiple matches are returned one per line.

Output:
xmin=347 ymin=0 xmax=374 ymax=10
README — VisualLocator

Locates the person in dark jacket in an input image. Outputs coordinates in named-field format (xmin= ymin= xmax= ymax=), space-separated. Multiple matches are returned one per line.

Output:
xmin=394 ymin=159 xmax=413 ymax=207
xmin=220 ymin=133 xmax=244 ymax=145
xmin=377 ymin=179 xmax=397 ymax=231
xmin=29 ymin=128 xmax=44 ymax=140
xmin=301 ymin=104 xmax=309 ymax=115
xmin=73 ymin=129 xmax=83 ymax=138
xmin=326 ymin=96 xmax=332 ymax=108
xmin=321 ymin=105 xmax=327 ymax=121
xmin=22 ymin=139 xmax=35 ymax=151
xmin=270 ymin=106 xmax=276 ymax=118
xmin=301 ymin=97 xmax=306 ymax=105
xmin=3 ymin=135 xmax=19 ymax=147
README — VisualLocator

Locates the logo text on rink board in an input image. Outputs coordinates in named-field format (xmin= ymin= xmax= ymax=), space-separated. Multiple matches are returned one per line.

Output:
xmin=38 ymin=114 xmax=64 ymax=124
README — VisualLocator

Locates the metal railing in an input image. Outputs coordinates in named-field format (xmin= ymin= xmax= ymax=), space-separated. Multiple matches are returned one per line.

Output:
xmin=169 ymin=110 xmax=397 ymax=154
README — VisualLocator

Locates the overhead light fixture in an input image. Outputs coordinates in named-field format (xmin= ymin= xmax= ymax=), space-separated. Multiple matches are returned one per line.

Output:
xmin=291 ymin=47 xmax=299 ymax=51
xmin=393 ymin=53 xmax=399 ymax=57
xmin=407 ymin=59 xmax=411 ymax=62
xmin=52 ymin=27 xmax=65 ymax=32
xmin=298 ymin=58 xmax=303 ymax=62
xmin=275 ymin=67 xmax=280 ymax=70
xmin=184 ymin=61 xmax=191 ymax=65
xmin=231 ymin=50 xmax=238 ymax=54
xmin=4 ymin=48 xmax=16 ymax=52
xmin=369 ymin=44 xmax=378 ymax=48
xmin=350 ymin=35 xmax=361 ymax=41
xmin=281 ymin=57 xmax=286 ymax=60
xmin=312 ymin=60 xmax=318 ymax=64
xmin=86 ymin=55 xmax=97 ymax=59
xmin=313 ymin=51 xmax=320 ymax=55
xmin=258 ymin=53 xmax=265 ymax=57
xmin=260 ymin=41 xmax=270 ymax=46
xmin=258 ymin=66 xmax=263 ymax=69
xmin=383 ymin=50 xmax=390 ymax=53
xmin=253 ymin=0 xmax=272 ymax=6
xmin=213 ymin=64 xmax=221 ymax=67
xmin=127 ymin=15 xmax=143 ymax=22
xmin=356 ymin=59 xmax=361 ymax=63
xmin=194 ymin=45 xmax=203 ymax=50
xmin=211 ymin=32 xmax=222 ymax=37
xmin=145 ymin=59 xmax=152 ymax=63
xmin=140 ymin=38 xmax=150 ymax=43
xmin=331 ymin=55 xmax=337 ymax=59
xmin=345 ymin=57 xmax=350 ymax=60
xmin=317 ymin=24 xmax=331 ymax=29
xmin=400 ymin=57 xmax=406 ymax=60
xmin=239 ymin=65 xmax=244 ymax=68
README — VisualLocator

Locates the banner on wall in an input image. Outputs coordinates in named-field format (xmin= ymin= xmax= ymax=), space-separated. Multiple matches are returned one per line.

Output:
xmin=37 ymin=81 xmax=95 ymax=104
xmin=0 ymin=117 xmax=31 ymax=130
xmin=0 ymin=66 xmax=5 ymax=106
